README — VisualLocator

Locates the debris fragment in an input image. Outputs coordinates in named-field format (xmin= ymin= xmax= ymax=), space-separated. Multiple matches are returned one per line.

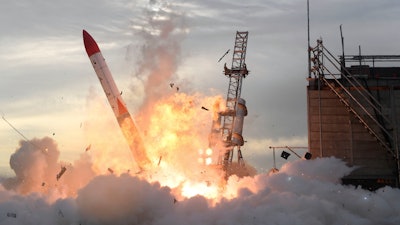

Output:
xmin=170 ymin=82 xmax=180 ymax=91
xmin=85 ymin=144 xmax=91 ymax=152
xmin=7 ymin=212 xmax=17 ymax=218
xmin=56 ymin=166 xmax=67 ymax=181
xmin=58 ymin=209 xmax=64 ymax=218
xmin=201 ymin=106 xmax=209 ymax=111
xmin=281 ymin=151 xmax=290 ymax=160
xmin=157 ymin=156 xmax=162 ymax=166
xmin=108 ymin=168 xmax=114 ymax=174
xmin=218 ymin=49 xmax=230 ymax=62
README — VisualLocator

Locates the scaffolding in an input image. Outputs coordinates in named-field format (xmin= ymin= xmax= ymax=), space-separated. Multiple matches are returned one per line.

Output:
xmin=308 ymin=39 xmax=400 ymax=188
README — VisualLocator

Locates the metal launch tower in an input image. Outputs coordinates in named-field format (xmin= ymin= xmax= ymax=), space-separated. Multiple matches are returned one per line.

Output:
xmin=209 ymin=31 xmax=249 ymax=173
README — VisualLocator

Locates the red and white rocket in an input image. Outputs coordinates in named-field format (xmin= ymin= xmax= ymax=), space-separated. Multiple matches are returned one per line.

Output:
xmin=82 ymin=30 xmax=151 ymax=170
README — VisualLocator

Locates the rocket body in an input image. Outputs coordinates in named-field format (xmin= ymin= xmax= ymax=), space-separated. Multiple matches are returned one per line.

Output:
xmin=83 ymin=30 xmax=150 ymax=170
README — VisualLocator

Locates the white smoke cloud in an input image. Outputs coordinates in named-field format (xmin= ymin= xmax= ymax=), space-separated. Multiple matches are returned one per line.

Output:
xmin=76 ymin=174 xmax=174 ymax=224
xmin=126 ymin=0 xmax=188 ymax=115
xmin=1 ymin=1 xmax=400 ymax=224
xmin=1 ymin=153 xmax=400 ymax=224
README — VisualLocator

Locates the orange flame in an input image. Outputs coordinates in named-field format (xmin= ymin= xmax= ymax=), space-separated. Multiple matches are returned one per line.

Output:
xmin=85 ymin=90 xmax=231 ymax=200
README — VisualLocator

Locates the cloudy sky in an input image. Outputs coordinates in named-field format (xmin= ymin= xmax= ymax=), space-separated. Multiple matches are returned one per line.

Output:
xmin=1 ymin=0 xmax=400 ymax=174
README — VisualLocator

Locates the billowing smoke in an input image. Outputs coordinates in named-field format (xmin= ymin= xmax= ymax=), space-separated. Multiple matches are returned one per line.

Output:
xmin=1 ymin=156 xmax=400 ymax=224
xmin=124 ymin=0 xmax=226 ymax=185
xmin=1 ymin=1 xmax=400 ymax=224
xmin=2 ymin=137 xmax=95 ymax=198
xmin=5 ymin=137 xmax=60 ymax=194
xmin=127 ymin=0 xmax=188 ymax=117
xmin=76 ymin=174 xmax=174 ymax=224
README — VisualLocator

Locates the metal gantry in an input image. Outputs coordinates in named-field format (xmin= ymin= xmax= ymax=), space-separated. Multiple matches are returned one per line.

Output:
xmin=218 ymin=31 xmax=249 ymax=168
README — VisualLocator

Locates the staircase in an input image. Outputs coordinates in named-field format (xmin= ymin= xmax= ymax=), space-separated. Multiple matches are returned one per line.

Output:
xmin=309 ymin=39 xmax=398 ymax=160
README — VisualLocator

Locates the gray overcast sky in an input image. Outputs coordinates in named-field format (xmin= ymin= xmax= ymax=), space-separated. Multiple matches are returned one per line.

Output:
xmin=1 ymin=0 xmax=400 ymax=173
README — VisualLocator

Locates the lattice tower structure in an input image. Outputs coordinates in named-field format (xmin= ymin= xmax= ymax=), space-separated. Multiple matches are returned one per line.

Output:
xmin=218 ymin=31 xmax=249 ymax=168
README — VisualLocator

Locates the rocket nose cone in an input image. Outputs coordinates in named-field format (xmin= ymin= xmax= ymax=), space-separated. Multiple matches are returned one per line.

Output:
xmin=83 ymin=30 xmax=100 ymax=57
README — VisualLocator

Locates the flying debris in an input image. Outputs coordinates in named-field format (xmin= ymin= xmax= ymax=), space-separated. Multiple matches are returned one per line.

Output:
xmin=169 ymin=83 xmax=179 ymax=91
xmin=58 ymin=209 xmax=64 ymax=218
xmin=85 ymin=144 xmax=91 ymax=152
xmin=158 ymin=156 xmax=162 ymax=166
xmin=201 ymin=106 xmax=209 ymax=111
xmin=56 ymin=166 xmax=67 ymax=181
xmin=83 ymin=30 xmax=151 ymax=170
xmin=218 ymin=49 xmax=230 ymax=62
xmin=108 ymin=168 xmax=114 ymax=174
xmin=6 ymin=212 xmax=17 ymax=218
xmin=281 ymin=151 xmax=291 ymax=160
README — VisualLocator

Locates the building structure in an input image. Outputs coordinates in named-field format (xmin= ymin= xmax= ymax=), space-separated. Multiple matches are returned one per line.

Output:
xmin=307 ymin=40 xmax=400 ymax=190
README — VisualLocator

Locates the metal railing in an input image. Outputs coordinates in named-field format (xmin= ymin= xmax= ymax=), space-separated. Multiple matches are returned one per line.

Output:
xmin=310 ymin=39 xmax=397 ymax=160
